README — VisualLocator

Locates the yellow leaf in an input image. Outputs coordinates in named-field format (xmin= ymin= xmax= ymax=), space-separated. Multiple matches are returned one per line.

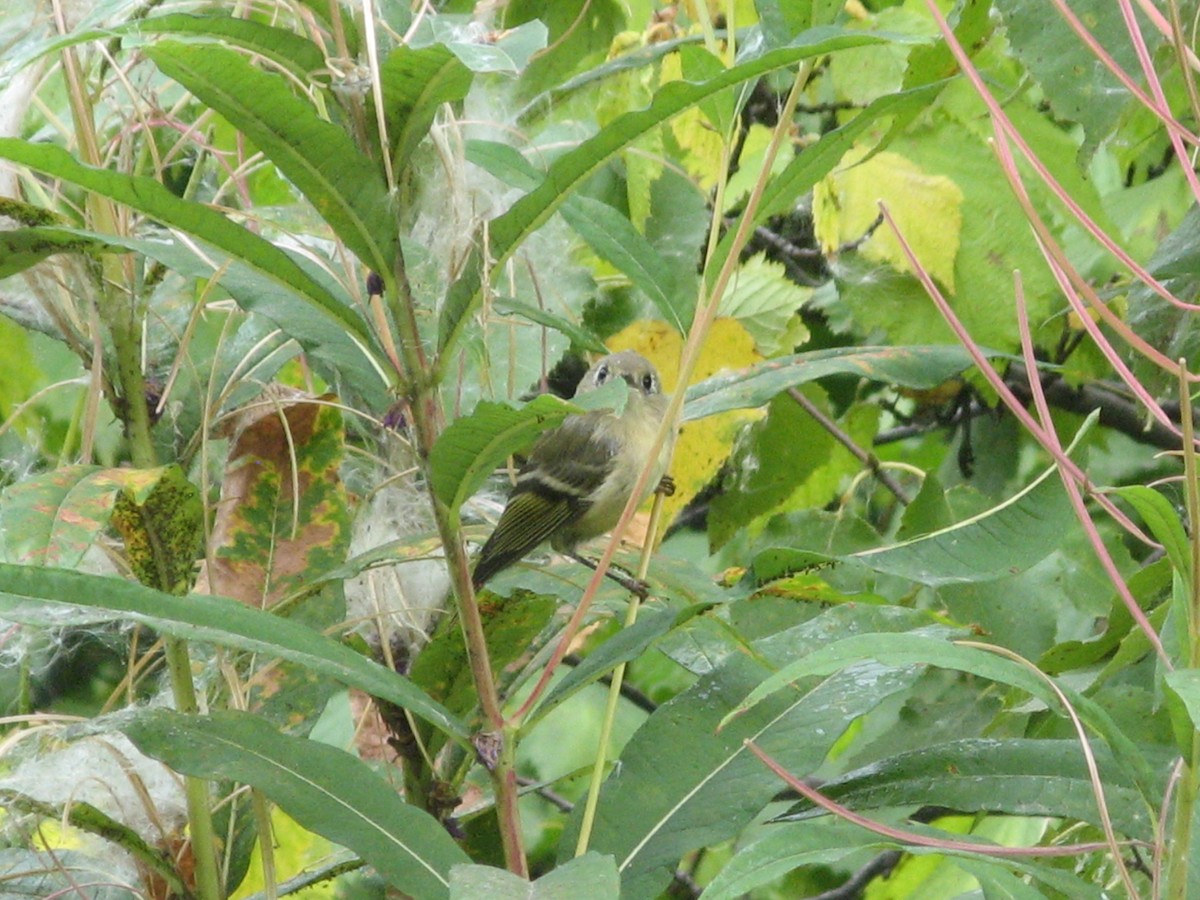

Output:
xmin=814 ymin=145 xmax=963 ymax=293
xmin=606 ymin=318 xmax=764 ymax=535
xmin=232 ymin=807 xmax=337 ymax=898
xmin=660 ymin=52 xmax=726 ymax=190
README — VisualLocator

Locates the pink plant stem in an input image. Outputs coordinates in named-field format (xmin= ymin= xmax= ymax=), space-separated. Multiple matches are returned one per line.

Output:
xmin=879 ymin=202 xmax=1169 ymax=665
xmin=1012 ymin=271 xmax=1170 ymax=668
xmin=1046 ymin=0 xmax=1200 ymax=150
xmin=989 ymin=126 xmax=1185 ymax=434
xmin=923 ymin=0 xmax=1200 ymax=317
xmin=874 ymin=198 xmax=1156 ymax=547
xmin=1113 ymin=0 xmax=1200 ymax=199
xmin=744 ymin=739 xmax=1141 ymax=858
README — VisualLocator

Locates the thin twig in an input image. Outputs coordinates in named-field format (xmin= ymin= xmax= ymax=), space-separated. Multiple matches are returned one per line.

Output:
xmin=515 ymin=775 xmax=574 ymax=814
xmin=787 ymin=387 xmax=912 ymax=505
xmin=808 ymin=850 xmax=903 ymax=900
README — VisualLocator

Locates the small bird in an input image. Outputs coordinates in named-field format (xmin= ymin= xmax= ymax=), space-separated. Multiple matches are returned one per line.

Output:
xmin=472 ymin=350 xmax=673 ymax=589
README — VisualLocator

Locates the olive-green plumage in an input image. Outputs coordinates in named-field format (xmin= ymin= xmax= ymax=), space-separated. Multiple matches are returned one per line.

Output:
xmin=471 ymin=351 xmax=671 ymax=588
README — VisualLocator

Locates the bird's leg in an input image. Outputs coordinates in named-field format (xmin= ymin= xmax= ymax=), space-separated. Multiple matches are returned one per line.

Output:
xmin=565 ymin=551 xmax=649 ymax=598
xmin=568 ymin=475 xmax=674 ymax=595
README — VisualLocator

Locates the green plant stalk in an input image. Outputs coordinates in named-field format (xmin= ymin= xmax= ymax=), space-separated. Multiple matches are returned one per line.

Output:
xmin=385 ymin=249 xmax=527 ymax=876
xmin=109 ymin=310 xmax=221 ymax=898
xmin=574 ymin=489 xmax=668 ymax=857
xmin=56 ymin=16 xmax=223 ymax=894
xmin=250 ymin=788 xmax=278 ymax=900
xmin=1168 ymin=360 xmax=1200 ymax=899
xmin=162 ymin=637 xmax=223 ymax=900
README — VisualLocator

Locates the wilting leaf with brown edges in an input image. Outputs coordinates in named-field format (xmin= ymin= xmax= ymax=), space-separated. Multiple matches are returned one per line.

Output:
xmin=202 ymin=390 xmax=350 ymax=609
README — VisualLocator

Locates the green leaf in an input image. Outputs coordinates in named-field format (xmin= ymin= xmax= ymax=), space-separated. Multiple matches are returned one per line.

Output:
xmin=704 ymin=816 xmax=1103 ymax=900
xmin=724 ymin=632 xmax=1159 ymax=804
xmin=491 ymin=297 xmax=608 ymax=353
xmin=1110 ymin=485 xmax=1190 ymax=589
xmin=709 ymin=390 xmax=874 ymax=549
xmin=995 ymin=0 xmax=1134 ymax=156
xmin=0 ymin=227 xmax=107 ymax=278
xmin=532 ymin=605 xmax=690 ymax=724
xmin=564 ymin=653 xmax=922 ymax=897
xmin=0 ymin=564 xmax=466 ymax=739
xmin=718 ymin=254 xmax=811 ymax=356
xmin=450 ymin=853 xmax=618 ymax=899
xmin=144 ymin=41 xmax=396 ymax=275
xmin=3 ymin=12 xmax=326 ymax=84
xmin=1164 ymin=669 xmax=1200 ymax=739
xmin=122 ymin=709 xmax=470 ymax=898
xmin=381 ymin=44 xmax=473 ymax=174
xmin=0 ymin=144 xmax=378 ymax=377
xmin=756 ymin=0 xmax=845 ymax=47
xmin=684 ymin=344 xmax=988 ymax=421
xmin=561 ymin=195 xmax=689 ymax=333
xmin=699 ymin=819 xmax=890 ymax=900
xmin=135 ymin=13 xmax=326 ymax=75
xmin=464 ymin=139 xmax=544 ymax=190
xmin=851 ymin=463 xmax=1074 ymax=586
xmin=785 ymin=738 xmax=1159 ymax=840
xmin=410 ymin=589 xmax=558 ymax=724
xmin=1126 ymin=206 xmax=1200 ymax=396
xmin=678 ymin=44 xmax=734 ymax=137
xmin=440 ymin=19 xmax=548 ymax=74
xmin=465 ymin=138 xmax=692 ymax=331
xmin=438 ymin=27 xmax=907 ymax=358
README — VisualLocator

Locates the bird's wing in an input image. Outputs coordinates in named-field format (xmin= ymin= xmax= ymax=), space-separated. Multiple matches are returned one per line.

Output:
xmin=472 ymin=488 xmax=577 ymax=587
xmin=472 ymin=413 xmax=620 ymax=588
xmin=523 ymin=412 xmax=620 ymax=496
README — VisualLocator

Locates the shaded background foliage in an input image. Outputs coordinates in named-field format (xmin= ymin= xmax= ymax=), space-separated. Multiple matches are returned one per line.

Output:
xmin=0 ymin=0 xmax=1197 ymax=898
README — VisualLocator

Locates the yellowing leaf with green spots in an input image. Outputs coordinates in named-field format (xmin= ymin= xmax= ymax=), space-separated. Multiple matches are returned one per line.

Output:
xmin=607 ymin=318 xmax=764 ymax=537
xmin=200 ymin=390 xmax=351 ymax=733
xmin=110 ymin=465 xmax=205 ymax=594
xmin=814 ymin=145 xmax=963 ymax=292
xmin=0 ymin=464 xmax=200 ymax=591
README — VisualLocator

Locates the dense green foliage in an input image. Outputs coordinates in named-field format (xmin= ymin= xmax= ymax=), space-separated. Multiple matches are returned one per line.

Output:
xmin=0 ymin=0 xmax=1197 ymax=897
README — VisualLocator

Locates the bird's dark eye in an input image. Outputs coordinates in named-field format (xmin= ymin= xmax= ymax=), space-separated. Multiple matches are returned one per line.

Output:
xmin=595 ymin=365 xmax=609 ymax=384
xmin=642 ymin=373 xmax=655 ymax=392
